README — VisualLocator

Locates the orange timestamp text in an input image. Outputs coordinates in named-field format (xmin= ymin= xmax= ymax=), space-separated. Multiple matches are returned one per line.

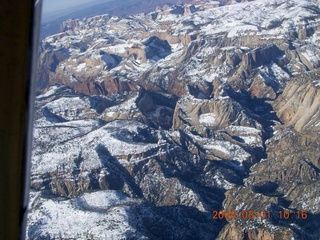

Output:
xmin=212 ymin=210 xmax=308 ymax=220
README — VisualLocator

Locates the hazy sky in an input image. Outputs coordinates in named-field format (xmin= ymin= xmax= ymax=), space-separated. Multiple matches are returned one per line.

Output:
xmin=42 ymin=0 xmax=102 ymax=14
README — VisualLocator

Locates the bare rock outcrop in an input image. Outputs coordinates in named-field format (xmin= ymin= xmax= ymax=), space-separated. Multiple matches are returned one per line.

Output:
xmin=221 ymin=126 xmax=320 ymax=240
xmin=172 ymin=89 xmax=261 ymax=132
xmin=217 ymin=222 xmax=294 ymax=240
xmin=30 ymin=0 xmax=320 ymax=238
xmin=274 ymin=79 xmax=320 ymax=132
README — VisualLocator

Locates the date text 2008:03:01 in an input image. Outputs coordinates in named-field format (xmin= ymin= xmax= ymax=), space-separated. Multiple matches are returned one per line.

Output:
xmin=212 ymin=210 xmax=308 ymax=220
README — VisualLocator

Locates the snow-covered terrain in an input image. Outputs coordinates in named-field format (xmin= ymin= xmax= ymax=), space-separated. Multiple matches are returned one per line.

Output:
xmin=27 ymin=190 xmax=145 ymax=239
xmin=29 ymin=0 xmax=320 ymax=239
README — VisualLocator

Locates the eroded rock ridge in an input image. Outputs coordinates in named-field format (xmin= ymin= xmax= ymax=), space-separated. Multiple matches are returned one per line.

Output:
xmin=28 ymin=0 xmax=320 ymax=239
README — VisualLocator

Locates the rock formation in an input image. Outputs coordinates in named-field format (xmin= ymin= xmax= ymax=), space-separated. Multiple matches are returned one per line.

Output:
xmin=28 ymin=0 xmax=320 ymax=239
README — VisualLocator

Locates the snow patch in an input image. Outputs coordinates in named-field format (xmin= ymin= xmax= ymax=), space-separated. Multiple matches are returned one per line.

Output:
xmin=199 ymin=113 xmax=217 ymax=127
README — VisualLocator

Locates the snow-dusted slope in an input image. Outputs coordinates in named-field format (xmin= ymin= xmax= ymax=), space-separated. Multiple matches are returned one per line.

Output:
xmin=27 ymin=190 xmax=145 ymax=239
xmin=29 ymin=0 xmax=320 ymax=239
xmin=38 ymin=0 xmax=320 ymax=95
